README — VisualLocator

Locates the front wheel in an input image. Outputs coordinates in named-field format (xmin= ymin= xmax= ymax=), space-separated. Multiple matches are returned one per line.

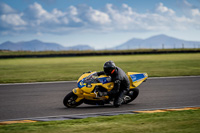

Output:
xmin=124 ymin=88 xmax=139 ymax=104
xmin=63 ymin=92 xmax=83 ymax=108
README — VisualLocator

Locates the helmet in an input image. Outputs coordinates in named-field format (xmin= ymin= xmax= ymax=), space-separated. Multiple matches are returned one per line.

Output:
xmin=103 ymin=60 xmax=116 ymax=75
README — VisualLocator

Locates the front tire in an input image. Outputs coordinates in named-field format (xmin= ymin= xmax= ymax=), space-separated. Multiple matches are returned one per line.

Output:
xmin=63 ymin=92 xmax=83 ymax=108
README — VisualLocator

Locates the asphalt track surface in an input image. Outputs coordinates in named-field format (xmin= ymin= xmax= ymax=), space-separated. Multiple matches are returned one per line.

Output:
xmin=0 ymin=76 xmax=200 ymax=121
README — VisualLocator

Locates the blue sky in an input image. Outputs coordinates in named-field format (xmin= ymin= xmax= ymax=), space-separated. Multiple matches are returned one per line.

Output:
xmin=0 ymin=0 xmax=200 ymax=49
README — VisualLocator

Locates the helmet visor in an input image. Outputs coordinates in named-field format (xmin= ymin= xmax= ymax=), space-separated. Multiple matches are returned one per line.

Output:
xmin=104 ymin=67 xmax=113 ymax=75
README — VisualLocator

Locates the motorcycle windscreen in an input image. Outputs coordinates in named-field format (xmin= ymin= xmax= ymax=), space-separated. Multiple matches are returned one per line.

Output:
xmin=127 ymin=72 xmax=148 ymax=89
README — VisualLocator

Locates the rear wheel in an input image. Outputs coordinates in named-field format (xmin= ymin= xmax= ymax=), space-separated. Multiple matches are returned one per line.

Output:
xmin=63 ymin=92 xmax=83 ymax=108
xmin=124 ymin=88 xmax=139 ymax=104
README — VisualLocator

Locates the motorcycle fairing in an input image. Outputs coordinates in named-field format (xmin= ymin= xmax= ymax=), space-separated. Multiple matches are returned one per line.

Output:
xmin=127 ymin=72 xmax=148 ymax=89
xmin=98 ymin=76 xmax=112 ymax=84
xmin=73 ymin=87 xmax=109 ymax=102
xmin=77 ymin=77 xmax=86 ymax=88
xmin=74 ymin=71 xmax=148 ymax=102
xmin=77 ymin=72 xmax=113 ymax=91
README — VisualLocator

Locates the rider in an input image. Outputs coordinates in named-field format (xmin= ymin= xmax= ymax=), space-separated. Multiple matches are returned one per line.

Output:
xmin=97 ymin=60 xmax=130 ymax=107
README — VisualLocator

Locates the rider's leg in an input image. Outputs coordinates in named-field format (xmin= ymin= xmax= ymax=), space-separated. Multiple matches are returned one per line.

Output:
xmin=113 ymin=90 xmax=125 ymax=107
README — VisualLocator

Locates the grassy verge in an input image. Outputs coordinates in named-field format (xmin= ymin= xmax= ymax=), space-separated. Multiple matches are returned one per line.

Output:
xmin=0 ymin=109 xmax=200 ymax=133
xmin=0 ymin=49 xmax=200 ymax=57
xmin=0 ymin=53 xmax=200 ymax=83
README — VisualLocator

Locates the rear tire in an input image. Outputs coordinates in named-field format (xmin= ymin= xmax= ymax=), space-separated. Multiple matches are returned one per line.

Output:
xmin=124 ymin=88 xmax=139 ymax=104
xmin=63 ymin=92 xmax=83 ymax=108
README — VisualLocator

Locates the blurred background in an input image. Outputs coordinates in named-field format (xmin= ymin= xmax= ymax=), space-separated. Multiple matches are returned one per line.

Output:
xmin=0 ymin=0 xmax=200 ymax=83
xmin=0 ymin=0 xmax=200 ymax=50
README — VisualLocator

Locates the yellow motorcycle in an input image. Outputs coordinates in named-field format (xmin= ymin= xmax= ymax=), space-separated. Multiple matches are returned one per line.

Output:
xmin=63 ymin=71 xmax=148 ymax=108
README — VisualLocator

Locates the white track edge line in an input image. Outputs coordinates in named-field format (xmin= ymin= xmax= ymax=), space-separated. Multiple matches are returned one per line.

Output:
xmin=0 ymin=80 xmax=77 ymax=86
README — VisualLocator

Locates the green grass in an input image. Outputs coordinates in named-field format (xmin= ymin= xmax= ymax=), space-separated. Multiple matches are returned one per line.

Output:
xmin=0 ymin=53 xmax=200 ymax=83
xmin=0 ymin=109 xmax=200 ymax=133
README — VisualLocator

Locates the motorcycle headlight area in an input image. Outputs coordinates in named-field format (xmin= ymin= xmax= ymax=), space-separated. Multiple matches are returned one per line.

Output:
xmin=86 ymin=83 xmax=92 ymax=88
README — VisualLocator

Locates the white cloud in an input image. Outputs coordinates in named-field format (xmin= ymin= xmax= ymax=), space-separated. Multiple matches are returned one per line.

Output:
xmin=52 ymin=8 xmax=66 ymax=17
xmin=0 ymin=1 xmax=200 ymax=35
xmin=105 ymin=4 xmax=135 ymax=28
xmin=25 ymin=2 xmax=57 ymax=25
xmin=1 ymin=13 xmax=26 ymax=26
xmin=182 ymin=0 xmax=193 ymax=8
xmin=104 ymin=3 xmax=177 ymax=31
xmin=122 ymin=4 xmax=134 ymax=15
xmin=67 ymin=6 xmax=83 ymax=24
xmin=87 ymin=7 xmax=111 ymax=25
xmin=0 ymin=2 xmax=16 ymax=14
xmin=156 ymin=3 xmax=175 ymax=16
xmin=191 ymin=9 xmax=200 ymax=17
xmin=0 ymin=3 xmax=26 ymax=33
xmin=69 ymin=6 xmax=78 ymax=16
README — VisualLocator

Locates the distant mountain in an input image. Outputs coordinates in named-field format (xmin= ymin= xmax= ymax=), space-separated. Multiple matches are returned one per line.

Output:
xmin=68 ymin=45 xmax=94 ymax=51
xmin=114 ymin=34 xmax=200 ymax=50
xmin=114 ymin=38 xmax=143 ymax=50
xmin=0 ymin=40 xmax=94 ymax=51
xmin=1 ymin=34 xmax=199 ymax=51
